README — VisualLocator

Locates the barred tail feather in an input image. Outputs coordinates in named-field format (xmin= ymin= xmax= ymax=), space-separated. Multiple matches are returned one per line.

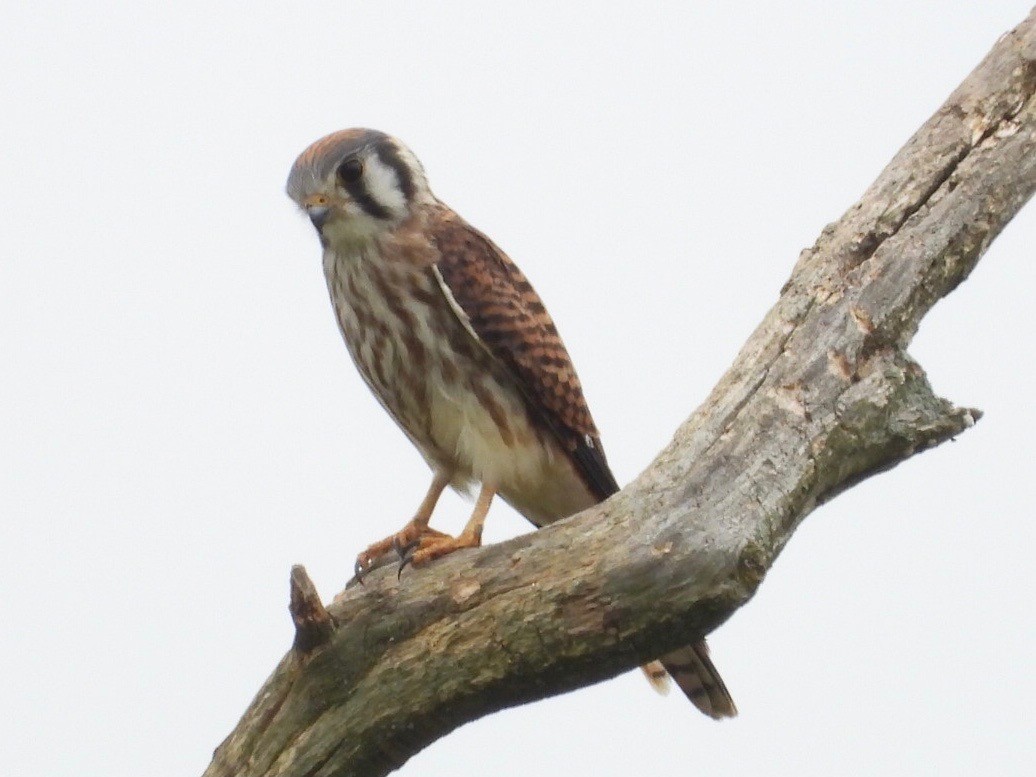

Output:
xmin=650 ymin=640 xmax=737 ymax=719
xmin=641 ymin=659 xmax=671 ymax=695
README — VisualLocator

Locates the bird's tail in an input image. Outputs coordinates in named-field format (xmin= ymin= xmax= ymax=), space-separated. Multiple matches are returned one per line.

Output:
xmin=641 ymin=640 xmax=737 ymax=719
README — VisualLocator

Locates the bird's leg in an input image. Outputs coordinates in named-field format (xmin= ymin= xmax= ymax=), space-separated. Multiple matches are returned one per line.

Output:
xmin=397 ymin=483 xmax=496 ymax=575
xmin=354 ymin=471 xmax=451 ymax=581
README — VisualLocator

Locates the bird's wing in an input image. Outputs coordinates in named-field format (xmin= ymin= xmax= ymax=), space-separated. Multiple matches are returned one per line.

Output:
xmin=427 ymin=208 xmax=620 ymax=502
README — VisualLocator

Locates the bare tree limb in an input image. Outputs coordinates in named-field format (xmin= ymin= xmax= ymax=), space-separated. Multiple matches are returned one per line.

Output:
xmin=205 ymin=10 xmax=1036 ymax=777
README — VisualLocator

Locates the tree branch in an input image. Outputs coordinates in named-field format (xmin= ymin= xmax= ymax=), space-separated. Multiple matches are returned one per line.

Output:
xmin=205 ymin=11 xmax=1036 ymax=777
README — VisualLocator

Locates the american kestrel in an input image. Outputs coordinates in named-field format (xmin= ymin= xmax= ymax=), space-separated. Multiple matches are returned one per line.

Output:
xmin=286 ymin=128 xmax=736 ymax=718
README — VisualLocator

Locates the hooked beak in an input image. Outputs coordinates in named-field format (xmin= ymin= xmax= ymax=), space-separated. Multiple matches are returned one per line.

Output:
xmin=307 ymin=206 xmax=330 ymax=230
xmin=303 ymin=195 xmax=331 ymax=231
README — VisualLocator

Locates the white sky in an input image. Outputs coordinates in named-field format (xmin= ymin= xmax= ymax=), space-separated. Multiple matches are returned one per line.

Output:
xmin=2 ymin=2 xmax=1034 ymax=776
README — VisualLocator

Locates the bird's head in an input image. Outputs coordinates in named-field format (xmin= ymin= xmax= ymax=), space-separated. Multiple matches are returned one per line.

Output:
xmin=286 ymin=128 xmax=433 ymax=246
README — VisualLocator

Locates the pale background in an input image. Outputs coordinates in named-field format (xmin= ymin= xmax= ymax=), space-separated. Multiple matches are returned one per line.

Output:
xmin=2 ymin=3 xmax=1034 ymax=776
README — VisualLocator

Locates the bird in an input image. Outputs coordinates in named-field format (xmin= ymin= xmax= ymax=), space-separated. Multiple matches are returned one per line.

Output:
xmin=285 ymin=128 xmax=736 ymax=719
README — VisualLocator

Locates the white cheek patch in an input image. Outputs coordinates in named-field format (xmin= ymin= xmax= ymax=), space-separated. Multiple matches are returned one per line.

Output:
xmin=394 ymin=145 xmax=433 ymax=204
xmin=364 ymin=155 xmax=407 ymax=217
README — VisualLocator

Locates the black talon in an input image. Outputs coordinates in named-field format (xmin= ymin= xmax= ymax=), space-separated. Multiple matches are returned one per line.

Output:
xmin=397 ymin=553 xmax=413 ymax=580
xmin=392 ymin=535 xmax=418 ymax=559
xmin=393 ymin=536 xmax=418 ymax=579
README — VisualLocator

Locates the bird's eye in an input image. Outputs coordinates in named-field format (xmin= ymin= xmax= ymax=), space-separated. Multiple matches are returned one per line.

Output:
xmin=337 ymin=158 xmax=364 ymax=184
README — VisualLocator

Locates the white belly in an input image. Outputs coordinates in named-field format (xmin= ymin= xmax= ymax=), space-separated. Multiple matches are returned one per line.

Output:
xmin=424 ymin=377 xmax=596 ymax=525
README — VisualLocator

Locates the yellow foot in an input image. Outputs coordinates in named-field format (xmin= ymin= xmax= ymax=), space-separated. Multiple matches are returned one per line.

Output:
xmin=354 ymin=520 xmax=448 ymax=582
xmin=397 ymin=529 xmax=483 ymax=577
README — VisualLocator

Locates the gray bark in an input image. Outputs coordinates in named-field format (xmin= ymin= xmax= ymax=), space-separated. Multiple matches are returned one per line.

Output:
xmin=204 ymin=10 xmax=1036 ymax=777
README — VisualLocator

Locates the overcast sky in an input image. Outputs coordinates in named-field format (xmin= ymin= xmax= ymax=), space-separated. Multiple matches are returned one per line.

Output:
xmin=2 ymin=2 xmax=1034 ymax=776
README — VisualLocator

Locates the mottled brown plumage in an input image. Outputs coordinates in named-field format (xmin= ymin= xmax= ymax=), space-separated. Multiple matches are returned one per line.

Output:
xmin=429 ymin=208 xmax=620 ymax=504
xmin=286 ymin=128 xmax=736 ymax=719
